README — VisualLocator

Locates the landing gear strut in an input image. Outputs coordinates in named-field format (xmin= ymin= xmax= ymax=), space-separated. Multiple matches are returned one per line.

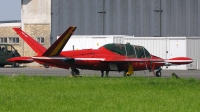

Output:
xmin=43 ymin=63 xmax=49 ymax=68
xmin=101 ymin=70 xmax=109 ymax=77
xmin=123 ymin=62 xmax=134 ymax=77
xmin=71 ymin=68 xmax=80 ymax=77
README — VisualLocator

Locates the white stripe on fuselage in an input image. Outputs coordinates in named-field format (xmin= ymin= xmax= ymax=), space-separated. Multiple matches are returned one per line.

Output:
xmin=165 ymin=60 xmax=193 ymax=62
xmin=154 ymin=60 xmax=193 ymax=63
xmin=32 ymin=57 xmax=105 ymax=61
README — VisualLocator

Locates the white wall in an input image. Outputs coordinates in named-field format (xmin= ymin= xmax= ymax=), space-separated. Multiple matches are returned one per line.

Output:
xmin=58 ymin=35 xmax=125 ymax=51
xmin=22 ymin=0 xmax=51 ymax=24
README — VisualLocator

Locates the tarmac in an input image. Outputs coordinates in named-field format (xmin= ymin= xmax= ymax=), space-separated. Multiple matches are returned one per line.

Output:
xmin=0 ymin=67 xmax=199 ymax=79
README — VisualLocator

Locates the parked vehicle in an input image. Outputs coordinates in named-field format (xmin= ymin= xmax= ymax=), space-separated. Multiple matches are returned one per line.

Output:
xmin=0 ymin=44 xmax=21 ymax=67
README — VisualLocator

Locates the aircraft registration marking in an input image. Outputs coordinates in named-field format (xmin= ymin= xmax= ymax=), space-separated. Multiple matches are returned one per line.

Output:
xmin=22 ymin=32 xmax=28 ymax=37
xmin=139 ymin=62 xmax=144 ymax=65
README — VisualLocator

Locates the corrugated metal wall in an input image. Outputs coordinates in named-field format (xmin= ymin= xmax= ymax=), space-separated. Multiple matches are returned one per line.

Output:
xmin=51 ymin=0 xmax=200 ymax=43
xmin=186 ymin=38 xmax=200 ymax=69
xmin=51 ymin=0 xmax=104 ymax=42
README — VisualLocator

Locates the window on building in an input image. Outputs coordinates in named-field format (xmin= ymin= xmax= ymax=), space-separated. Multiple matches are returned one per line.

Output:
xmin=0 ymin=37 xmax=19 ymax=44
xmin=0 ymin=37 xmax=7 ymax=43
xmin=36 ymin=37 xmax=44 ymax=44
xmin=9 ymin=37 xmax=19 ymax=44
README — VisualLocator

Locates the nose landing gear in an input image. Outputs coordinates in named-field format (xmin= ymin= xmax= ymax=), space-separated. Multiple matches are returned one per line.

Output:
xmin=155 ymin=67 xmax=162 ymax=77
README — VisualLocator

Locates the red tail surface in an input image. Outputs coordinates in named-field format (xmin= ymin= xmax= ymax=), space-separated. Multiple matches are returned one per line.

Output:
xmin=13 ymin=26 xmax=76 ymax=56
xmin=42 ymin=26 xmax=76 ymax=56
xmin=13 ymin=28 xmax=46 ymax=55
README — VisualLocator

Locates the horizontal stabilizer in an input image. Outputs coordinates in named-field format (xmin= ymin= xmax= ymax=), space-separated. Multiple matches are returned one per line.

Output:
xmin=7 ymin=57 xmax=34 ymax=63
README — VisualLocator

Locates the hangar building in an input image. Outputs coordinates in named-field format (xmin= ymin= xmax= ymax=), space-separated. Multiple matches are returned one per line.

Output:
xmin=51 ymin=0 xmax=200 ymax=42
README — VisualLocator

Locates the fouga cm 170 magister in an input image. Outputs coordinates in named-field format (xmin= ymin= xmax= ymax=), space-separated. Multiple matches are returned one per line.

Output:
xmin=7 ymin=26 xmax=193 ymax=77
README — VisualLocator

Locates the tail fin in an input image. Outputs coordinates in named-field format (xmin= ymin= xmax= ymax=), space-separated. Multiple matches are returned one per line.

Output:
xmin=13 ymin=28 xmax=46 ymax=55
xmin=42 ymin=26 xmax=76 ymax=56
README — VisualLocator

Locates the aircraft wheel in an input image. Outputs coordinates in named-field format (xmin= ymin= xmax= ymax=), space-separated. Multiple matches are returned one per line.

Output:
xmin=12 ymin=63 xmax=19 ymax=67
xmin=126 ymin=73 xmax=131 ymax=76
xmin=71 ymin=68 xmax=80 ymax=77
xmin=123 ymin=71 xmax=131 ymax=77
xmin=156 ymin=71 xmax=161 ymax=77
xmin=74 ymin=69 xmax=80 ymax=75
xmin=71 ymin=71 xmax=77 ymax=77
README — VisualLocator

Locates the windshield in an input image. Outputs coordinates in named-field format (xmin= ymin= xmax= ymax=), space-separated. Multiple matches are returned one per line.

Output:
xmin=103 ymin=43 xmax=151 ymax=58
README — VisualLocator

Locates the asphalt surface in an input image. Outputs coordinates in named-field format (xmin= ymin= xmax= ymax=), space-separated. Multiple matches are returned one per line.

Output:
xmin=0 ymin=67 xmax=199 ymax=79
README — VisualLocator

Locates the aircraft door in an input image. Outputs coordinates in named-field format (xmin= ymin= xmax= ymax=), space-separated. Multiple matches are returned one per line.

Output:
xmin=167 ymin=39 xmax=187 ymax=69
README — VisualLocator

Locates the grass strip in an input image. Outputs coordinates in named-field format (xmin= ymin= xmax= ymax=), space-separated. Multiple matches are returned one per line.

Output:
xmin=0 ymin=75 xmax=200 ymax=112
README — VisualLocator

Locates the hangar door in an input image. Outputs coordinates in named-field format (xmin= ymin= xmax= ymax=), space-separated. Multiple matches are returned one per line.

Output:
xmin=51 ymin=0 xmax=104 ymax=43
xmin=51 ymin=0 xmax=162 ymax=43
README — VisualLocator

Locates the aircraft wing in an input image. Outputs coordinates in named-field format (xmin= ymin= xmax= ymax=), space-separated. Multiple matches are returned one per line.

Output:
xmin=7 ymin=57 xmax=34 ymax=63
xmin=102 ymin=57 xmax=192 ymax=65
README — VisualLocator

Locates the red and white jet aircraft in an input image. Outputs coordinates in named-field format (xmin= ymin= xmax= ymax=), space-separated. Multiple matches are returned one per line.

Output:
xmin=8 ymin=26 xmax=193 ymax=77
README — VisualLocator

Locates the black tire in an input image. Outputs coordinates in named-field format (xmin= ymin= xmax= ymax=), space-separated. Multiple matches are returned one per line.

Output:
xmin=127 ymin=74 xmax=131 ymax=76
xmin=71 ymin=69 xmax=80 ymax=76
xmin=75 ymin=69 xmax=80 ymax=75
xmin=156 ymin=71 xmax=161 ymax=77
xmin=71 ymin=71 xmax=76 ymax=76
xmin=12 ymin=63 xmax=19 ymax=67
xmin=123 ymin=71 xmax=131 ymax=77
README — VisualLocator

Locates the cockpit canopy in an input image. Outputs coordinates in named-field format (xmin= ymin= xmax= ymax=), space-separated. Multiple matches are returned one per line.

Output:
xmin=103 ymin=43 xmax=151 ymax=58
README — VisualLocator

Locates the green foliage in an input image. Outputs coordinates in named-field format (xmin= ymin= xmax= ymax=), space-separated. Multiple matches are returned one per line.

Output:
xmin=0 ymin=75 xmax=200 ymax=112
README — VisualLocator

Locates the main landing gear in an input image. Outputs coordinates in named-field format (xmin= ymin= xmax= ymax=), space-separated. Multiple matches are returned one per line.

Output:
xmin=71 ymin=68 xmax=80 ymax=77
xmin=101 ymin=70 xmax=109 ymax=77
xmin=155 ymin=67 xmax=162 ymax=77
